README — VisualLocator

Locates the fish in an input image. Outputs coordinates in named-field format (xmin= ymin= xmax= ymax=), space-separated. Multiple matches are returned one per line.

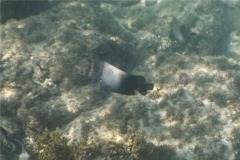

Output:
xmin=0 ymin=127 xmax=23 ymax=156
xmin=97 ymin=62 xmax=153 ymax=95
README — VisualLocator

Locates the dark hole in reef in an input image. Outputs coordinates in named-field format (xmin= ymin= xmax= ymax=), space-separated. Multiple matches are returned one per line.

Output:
xmin=1 ymin=1 xmax=59 ymax=24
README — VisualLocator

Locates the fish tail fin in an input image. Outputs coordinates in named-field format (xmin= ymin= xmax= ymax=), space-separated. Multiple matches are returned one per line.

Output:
xmin=137 ymin=83 xmax=154 ymax=95
xmin=10 ymin=139 xmax=23 ymax=155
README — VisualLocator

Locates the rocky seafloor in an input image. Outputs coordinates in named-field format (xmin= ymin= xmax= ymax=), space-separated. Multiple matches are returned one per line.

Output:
xmin=1 ymin=0 xmax=240 ymax=160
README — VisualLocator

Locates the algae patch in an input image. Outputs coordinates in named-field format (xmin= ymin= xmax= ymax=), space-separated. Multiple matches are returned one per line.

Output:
xmin=32 ymin=129 xmax=175 ymax=160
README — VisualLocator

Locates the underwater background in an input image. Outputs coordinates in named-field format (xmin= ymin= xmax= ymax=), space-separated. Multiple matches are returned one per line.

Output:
xmin=1 ymin=0 xmax=240 ymax=159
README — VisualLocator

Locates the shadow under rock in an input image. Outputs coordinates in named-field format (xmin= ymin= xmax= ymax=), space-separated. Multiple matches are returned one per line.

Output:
xmin=150 ymin=145 xmax=177 ymax=160
xmin=1 ymin=1 xmax=60 ymax=24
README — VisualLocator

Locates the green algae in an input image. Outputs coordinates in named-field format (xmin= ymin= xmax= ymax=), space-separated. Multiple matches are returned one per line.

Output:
xmin=32 ymin=131 xmax=74 ymax=160
xmin=31 ymin=129 xmax=173 ymax=160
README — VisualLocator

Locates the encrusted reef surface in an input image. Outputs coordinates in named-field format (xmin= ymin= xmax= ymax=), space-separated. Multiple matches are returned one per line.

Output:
xmin=1 ymin=0 xmax=240 ymax=159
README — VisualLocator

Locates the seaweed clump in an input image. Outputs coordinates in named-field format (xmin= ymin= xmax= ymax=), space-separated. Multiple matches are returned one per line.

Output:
xmin=32 ymin=130 xmax=75 ymax=160
xmin=31 ymin=129 xmax=172 ymax=160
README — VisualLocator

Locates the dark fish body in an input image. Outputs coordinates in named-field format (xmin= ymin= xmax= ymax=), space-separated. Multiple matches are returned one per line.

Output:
xmin=98 ymin=62 xmax=153 ymax=95
xmin=0 ymin=127 xmax=23 ymax=156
